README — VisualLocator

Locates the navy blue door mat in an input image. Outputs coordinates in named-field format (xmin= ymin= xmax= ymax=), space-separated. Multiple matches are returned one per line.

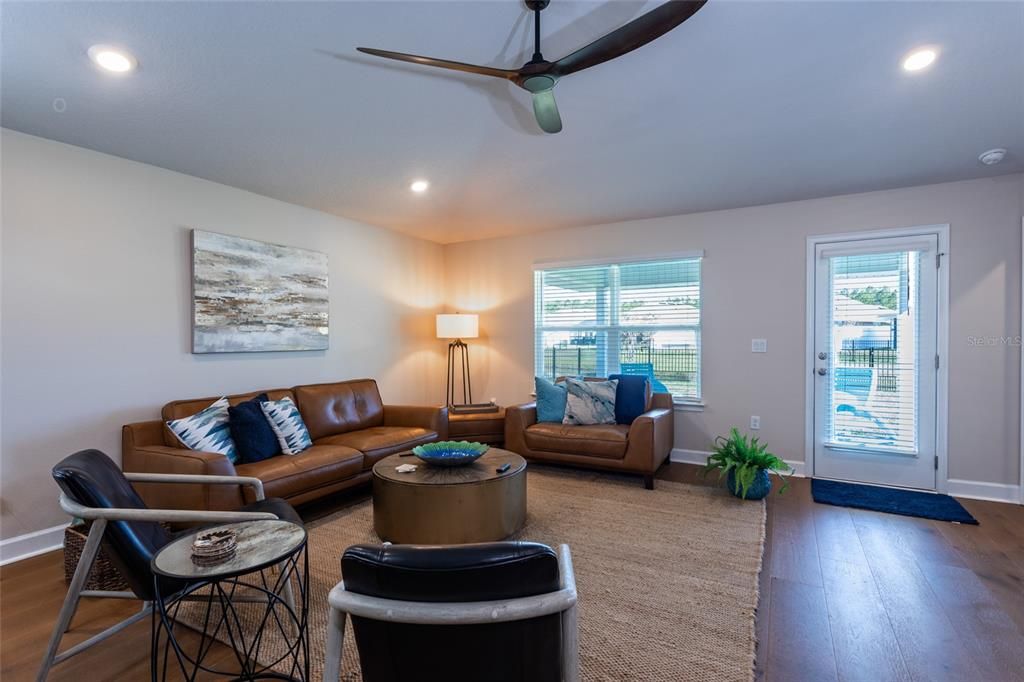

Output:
xmin=811 ymin=479 xmax=978 ymax=525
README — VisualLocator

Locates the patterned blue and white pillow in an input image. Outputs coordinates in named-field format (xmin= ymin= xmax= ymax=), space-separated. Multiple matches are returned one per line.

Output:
xmin=563 ymin=378 xmax=619 ymax=425
xmin=166 ymin=397 xmax=238 ymax=463
xmin=260 ymin=397 xmax=313 ymax=455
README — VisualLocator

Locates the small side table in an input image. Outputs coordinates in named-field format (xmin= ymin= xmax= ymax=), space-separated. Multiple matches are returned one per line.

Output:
xmin=151 ymin=519 xmax=309 ymax=681
xmin=448 ymin=407 xmax=506 ymax=446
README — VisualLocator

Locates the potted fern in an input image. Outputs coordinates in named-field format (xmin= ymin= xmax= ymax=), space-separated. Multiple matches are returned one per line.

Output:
xmin=704 ymin=428 xmax=792 ymax=500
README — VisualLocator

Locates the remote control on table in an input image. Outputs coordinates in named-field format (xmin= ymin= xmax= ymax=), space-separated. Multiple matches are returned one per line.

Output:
xmin=495 ymin=463 xmax=511 ymax=474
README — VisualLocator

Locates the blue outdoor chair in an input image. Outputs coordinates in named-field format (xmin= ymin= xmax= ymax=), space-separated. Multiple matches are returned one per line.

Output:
xmin=619 ymin=363 xmax=670 ymax=393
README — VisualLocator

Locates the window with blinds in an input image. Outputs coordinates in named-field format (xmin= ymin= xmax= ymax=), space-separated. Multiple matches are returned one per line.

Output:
xmin=826 ymin=250 xmax=920 ymax=452
xmin=534 ymin=257 xmax=702 ymax=400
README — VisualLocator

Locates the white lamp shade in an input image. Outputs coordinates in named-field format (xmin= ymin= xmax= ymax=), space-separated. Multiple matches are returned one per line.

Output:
xmin=436 ymin=313 xmax=479 ymax=339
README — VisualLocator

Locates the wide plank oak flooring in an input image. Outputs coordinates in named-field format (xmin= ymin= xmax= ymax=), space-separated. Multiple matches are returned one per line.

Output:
xmin=3 ymin=464 xmax=1024 ymax=681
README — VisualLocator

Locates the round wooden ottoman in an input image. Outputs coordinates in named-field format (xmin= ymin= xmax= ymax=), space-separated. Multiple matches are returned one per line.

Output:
xmin=371 ymin=448 xmax=527 ymax=544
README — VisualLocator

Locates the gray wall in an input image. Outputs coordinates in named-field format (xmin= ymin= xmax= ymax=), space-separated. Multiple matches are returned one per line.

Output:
xmin=443 ymin=174 xmax=1024 ymax=487
xmin=0 ymin=130 xmax=446 ymax=540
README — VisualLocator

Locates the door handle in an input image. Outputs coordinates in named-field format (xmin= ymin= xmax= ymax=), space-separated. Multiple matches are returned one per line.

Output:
xmin=817 ymin=368 xmax=828 ymax=376
xmin=818 ymin=352 xmax=828 ymax=360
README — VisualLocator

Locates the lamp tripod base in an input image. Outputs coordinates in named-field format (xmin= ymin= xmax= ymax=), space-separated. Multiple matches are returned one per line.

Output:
xmin=445 ymin=340 xmax=500 ymax=413
xmin=446 ymin=339 xmax=473 ymax=407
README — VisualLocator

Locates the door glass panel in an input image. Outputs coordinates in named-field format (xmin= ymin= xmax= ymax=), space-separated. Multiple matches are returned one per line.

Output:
xmin=826 ymin=250 xmax=920 ymax=452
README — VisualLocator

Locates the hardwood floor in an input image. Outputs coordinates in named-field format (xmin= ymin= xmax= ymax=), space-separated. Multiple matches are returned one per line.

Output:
xmin=3 ymin=463 xmax=1023 ymax=681
xmin=660 ymin=465 xmax=1024 ymax=682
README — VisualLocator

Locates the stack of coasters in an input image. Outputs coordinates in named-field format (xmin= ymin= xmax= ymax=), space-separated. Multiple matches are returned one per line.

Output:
xmin=191 ymin=528 xmax=238 ymax=566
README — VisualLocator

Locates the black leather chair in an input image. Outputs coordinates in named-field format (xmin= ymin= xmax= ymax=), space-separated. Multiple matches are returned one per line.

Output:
xmin=39 ymin=449 xmax=301 ymax=681
xmin=324 ymin=541 xmax=578 ymax=682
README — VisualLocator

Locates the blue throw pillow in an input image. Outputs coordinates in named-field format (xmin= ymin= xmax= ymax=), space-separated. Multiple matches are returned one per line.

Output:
xmin=609 ymin=374 xmax=649 ymax=425
xmin=228 ymin=393 xmax=280 ymax=464
xmin=535 ymin=376 xmax=568 ymax=423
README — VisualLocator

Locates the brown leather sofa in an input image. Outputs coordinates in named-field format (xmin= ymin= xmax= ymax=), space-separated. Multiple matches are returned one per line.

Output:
xmin=505 ymin=379 xmax=673 ymax=489
xmin=123 ymin=379 xmax=446 ymax=511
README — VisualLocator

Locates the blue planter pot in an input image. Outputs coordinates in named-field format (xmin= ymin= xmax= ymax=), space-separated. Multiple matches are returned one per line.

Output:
xmin=727 ymin=469 xmax=772 ymax=500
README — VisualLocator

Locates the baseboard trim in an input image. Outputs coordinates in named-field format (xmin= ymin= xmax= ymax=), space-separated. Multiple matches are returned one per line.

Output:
xmin=947 ymin=479 xmax=1021 ymax=504
xmin=668 ymin=454 xmax=1017 ymax=503
xmin=0 ymin=523 xmax=65 ymax=566
xmin=670 ymin=448 xmax=807 ymax=477
xmin=784 ymin=460 xmax=808 ymax=477
xmin=669 ymin=448 xmax=711 ymax=466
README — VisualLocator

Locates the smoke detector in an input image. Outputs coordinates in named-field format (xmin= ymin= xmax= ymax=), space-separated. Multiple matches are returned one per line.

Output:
xmin=978 ymin=148 xmax=1007 ymax=166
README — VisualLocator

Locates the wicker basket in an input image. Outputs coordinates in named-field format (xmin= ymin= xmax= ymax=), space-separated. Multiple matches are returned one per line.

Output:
xmin=63 ymin=523 xmax=130 ymax=591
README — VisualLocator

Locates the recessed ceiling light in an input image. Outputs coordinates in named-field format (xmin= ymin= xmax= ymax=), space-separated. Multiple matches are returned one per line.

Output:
xmin=410 ymin=179 xmax=430 ymax=193
xmin=978 ymin=148 xmax=1007 ymax=166
xmin=902 ymin=47 xmax=937 ymax=72
xmin=88 ymin=45 xmax=137 ymax=73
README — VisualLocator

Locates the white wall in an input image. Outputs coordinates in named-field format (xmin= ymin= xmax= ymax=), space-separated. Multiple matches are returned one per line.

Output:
xmin=3 ymin=128 xmax=1022 ymax=552
xmin=443 ymin=174 xmax=1024 ymax=488
xmin=0 ymin=129 xmax=446 ymax=542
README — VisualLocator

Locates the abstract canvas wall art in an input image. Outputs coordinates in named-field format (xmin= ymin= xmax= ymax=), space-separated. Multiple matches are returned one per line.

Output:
xmin=192 ymin=230 xmax=328 ymax=353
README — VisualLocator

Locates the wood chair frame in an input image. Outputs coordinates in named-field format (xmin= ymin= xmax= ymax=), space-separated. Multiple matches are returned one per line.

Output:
xmin=323 ymin=543 xmax=579 ymax=682
xmin=38 ymin=472 xmax=294 ymax=681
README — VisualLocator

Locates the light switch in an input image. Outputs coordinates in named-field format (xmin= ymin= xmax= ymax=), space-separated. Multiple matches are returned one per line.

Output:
xmin=751 ymin=339 xmax=768 ymax=353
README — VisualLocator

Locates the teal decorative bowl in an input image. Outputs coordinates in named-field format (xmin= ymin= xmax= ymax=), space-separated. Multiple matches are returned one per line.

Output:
xmin=412 ymin=441 xmax=489 ymax=467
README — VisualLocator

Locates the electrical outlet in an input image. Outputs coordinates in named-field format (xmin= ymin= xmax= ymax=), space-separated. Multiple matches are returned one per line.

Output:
xmin=751 ymin=339 xmax=768 ymax=353
xmin=750 ymin=416 xmax=761 ymax=430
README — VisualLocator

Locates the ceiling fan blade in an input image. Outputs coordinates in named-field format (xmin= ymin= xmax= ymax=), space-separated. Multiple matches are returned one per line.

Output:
xmin=532 ymin=89 xmax=563 ymax=134
xmin=549 ymin=0 xmax=707 ymax=77
xmin=356 ymin=47 xmax=517 ymax=80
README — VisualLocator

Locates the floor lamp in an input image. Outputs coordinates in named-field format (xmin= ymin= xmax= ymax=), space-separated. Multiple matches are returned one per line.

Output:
xmin=437 ymin=313 xmax=480 ymax=410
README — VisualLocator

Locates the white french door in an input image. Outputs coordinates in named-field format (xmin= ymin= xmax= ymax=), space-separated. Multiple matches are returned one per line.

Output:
xmin=812 ymin=234 xmax=939 ymax=490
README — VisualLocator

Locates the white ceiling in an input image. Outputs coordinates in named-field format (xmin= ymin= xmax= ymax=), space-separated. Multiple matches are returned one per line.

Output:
xmin=3 ymin=1 xmax=1022 ymax=244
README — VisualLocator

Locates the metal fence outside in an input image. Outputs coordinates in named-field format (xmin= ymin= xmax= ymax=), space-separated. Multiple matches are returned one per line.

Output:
xmin=542 ymin=345 xmax=699 ymax=396
xmin=837 ymin=348 xmax=899 ymax=392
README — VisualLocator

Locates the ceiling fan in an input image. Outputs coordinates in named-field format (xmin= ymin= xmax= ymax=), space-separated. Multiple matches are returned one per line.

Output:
xmin=356 ymin=0 xmax=708 ymax=134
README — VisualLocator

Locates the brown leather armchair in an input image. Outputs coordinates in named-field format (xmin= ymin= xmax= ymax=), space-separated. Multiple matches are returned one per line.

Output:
xmin=123 ymin=379 xmax=447 ymax=511
xmin=505 ymin=383 xmax=673 ymax=489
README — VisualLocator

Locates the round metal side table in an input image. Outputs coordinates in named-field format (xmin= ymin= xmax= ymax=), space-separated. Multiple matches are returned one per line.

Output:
xmin=151 ymin=519 xmax=308 ymax=681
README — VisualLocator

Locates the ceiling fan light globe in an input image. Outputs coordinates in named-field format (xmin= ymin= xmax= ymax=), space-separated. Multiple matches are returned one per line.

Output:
xmin=531 ymin=89 xmax=563 ymax=134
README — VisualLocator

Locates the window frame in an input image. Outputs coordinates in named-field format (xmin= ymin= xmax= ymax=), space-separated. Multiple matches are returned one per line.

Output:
xmin=533 ymin=252 xmax=705 ymax=407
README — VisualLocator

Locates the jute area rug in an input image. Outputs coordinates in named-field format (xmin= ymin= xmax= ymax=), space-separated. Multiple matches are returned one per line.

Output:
xmin=184 ymin=466 xmax=766 ymax=681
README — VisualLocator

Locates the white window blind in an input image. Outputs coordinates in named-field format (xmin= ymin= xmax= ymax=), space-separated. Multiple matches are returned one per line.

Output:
xmin=534 ymin=257 xmax=702 ymax=399
xmin=826 ymin=250 xmax=921 ymax=452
